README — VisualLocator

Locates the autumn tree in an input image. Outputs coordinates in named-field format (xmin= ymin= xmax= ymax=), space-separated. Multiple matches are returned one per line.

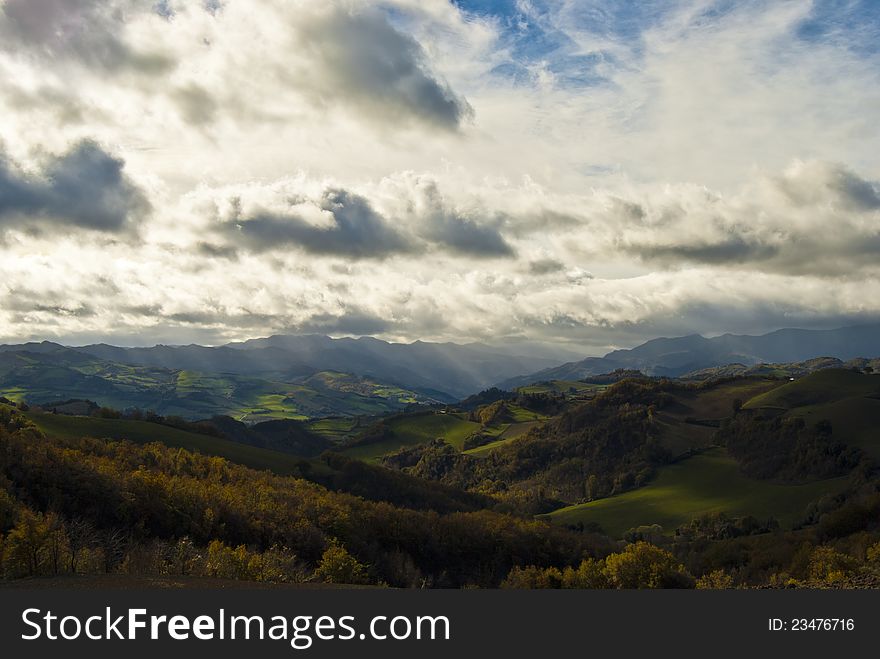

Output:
xmin=603 ymin=542 xmax=694 ymax=589
xmin=315 ymin=543 xmax=369 ymax=585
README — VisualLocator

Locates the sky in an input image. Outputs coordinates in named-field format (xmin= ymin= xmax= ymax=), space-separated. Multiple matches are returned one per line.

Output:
xmin=0 ymin=0 xmax=879 ymax=354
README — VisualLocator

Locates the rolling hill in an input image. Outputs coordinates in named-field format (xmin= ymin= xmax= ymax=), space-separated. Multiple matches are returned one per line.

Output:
xmin=743 ymin=369 xmax=880 ymax=459
xmin=545 ymin=448 xmax=849 ymax=537
xmin=23 ymin=408 xmax=316 ymax=477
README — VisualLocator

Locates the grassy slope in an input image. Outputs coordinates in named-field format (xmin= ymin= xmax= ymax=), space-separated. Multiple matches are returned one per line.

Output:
xmin=463 ymin=420 xmax=541 ymax=457
xmin=789 ymin=397 xmax=880 ymax=460
xmin=743 ymin=369 xmax=880 ymax=460
xmin=341 ymin=413 xmax=481 ymax=462
xmin=26 ymin=411 xmax=315 ymax=477
xmin=546 ymin=448 xmax=847 ymax=538
xmin=656 ymin=378 xmax=784 ymax=457
xmin=743 ymin=369 xmax=880 ymax=410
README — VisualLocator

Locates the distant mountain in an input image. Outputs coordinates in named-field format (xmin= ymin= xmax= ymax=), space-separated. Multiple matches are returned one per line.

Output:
xmin=63 ymin=335 xmax=562 ymax=399
xmin=497 ymin=323 xmax=880 ymax=388
xmin=0 ymin=347 xmax=443 ymax=421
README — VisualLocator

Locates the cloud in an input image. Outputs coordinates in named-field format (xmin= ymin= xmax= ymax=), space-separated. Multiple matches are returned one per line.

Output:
xmin=288 ymin=5 xmax=473 ymax=130
xmin=0 ymin=140 xmax=150 ymax=233
xmin=295 ymin=308 xmax=391 ymax=336
xmin=608 ymin=161 xmax=880 ymax=277
xmin=0 ymin=0 xmax=174 ymax=74
xmin=194 ymin=173 xmax=516 ymax=260
xmin=392 ymin=177 xmax=514 ymax=257
xmin=0 ymin=1 xmax=879 ymax=351
xmin=218 ymin=188 xmax=413 ymax=259
xmin=528 ymin=258 xmax=566 ymax=275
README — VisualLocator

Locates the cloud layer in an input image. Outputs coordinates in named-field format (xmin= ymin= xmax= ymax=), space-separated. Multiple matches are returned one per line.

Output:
xmin=0 ymin=0 xmax=879 ymax=352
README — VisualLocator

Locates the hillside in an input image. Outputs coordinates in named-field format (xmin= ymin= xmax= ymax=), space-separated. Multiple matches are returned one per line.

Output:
xmin=743 ymin=369 xmax=880 ymax=460
xmin=546 ymin=448 xmax=849 ymax=538
xmin=2 ymin=365 xmax=880 ymax=590
xmin=23 ymin=409 xmax=316 ymax=477
xmin=0 ymin=405 xmax=596 ymax=588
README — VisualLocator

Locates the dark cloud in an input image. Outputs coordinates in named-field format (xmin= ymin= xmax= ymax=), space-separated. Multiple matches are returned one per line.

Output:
xmin=528 ymin=258 xmax=566 ymax=275
xmin=413 ymin=180 xmax=514 ymax=257
xmin=627 ymin=235 xmax=780 ymax=266
xmin=0 ymin=0 xmax=174 ymax=74
xmin=295 ymin=309 xmax=391 ymax=336
xmin=623 ymin=230 xmax=880 ymax=277
xmin=196 ymin=241 xmax=239 ymax=259
xmin=221 ymin=189 xmax=413 ymax=259
xmin=422 ymin=211 xmax=514 ymax=257
xmin=615 ymin=163 xmax=880 ymax=277
xmin=0 ymin=140 xmax=150 ymax=233
xmin=294 ymin=7 xmax=472 ymax=130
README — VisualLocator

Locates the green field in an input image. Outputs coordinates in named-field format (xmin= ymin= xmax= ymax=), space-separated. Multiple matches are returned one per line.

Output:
xmin=545 ymin=448 xmax=848 ymax=538
xmin=341 ymin=412 xmax=482 ymax=462
xmin=516 ymin=380 xmax=603 ymax=399
xmin=463 ymin=420 xmax=540 ymax=456
xmin=25 ymin=411 xmax=316 ymax=477
xmin=306 ymin=417 xmax=366 ymax=444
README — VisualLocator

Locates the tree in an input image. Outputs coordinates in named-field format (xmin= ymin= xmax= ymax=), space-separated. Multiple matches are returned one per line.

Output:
xmin=603 ymin=542 xmax=694 ymax=589
xmin=67 ymin=519 xmax=99 ymax=574
xmin=807 ymin=546 xmax=858 ymax=584
xmin=562 ymin=558 xmax=609 ymax=588
xmin=315 ymin=543 xmax=369 ymax=585
xmin=44 ymin=513 xmax=69 ymax=576
xmin=5 ymin=509 xmax=50 ymax=577
xmin=696 ymin=569 xmax=734 ymax=589
xmin=501 ymin=565 xmax=563 ymax=589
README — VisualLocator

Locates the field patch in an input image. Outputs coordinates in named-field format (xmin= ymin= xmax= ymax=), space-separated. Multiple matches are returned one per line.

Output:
xmin=341 ymin=412 xmax=481 ymax=462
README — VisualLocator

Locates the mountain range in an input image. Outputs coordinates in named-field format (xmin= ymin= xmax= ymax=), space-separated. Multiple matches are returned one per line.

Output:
xmin=0 ymin=336 xmax=566 ymax=411
xmin=497 ymin=323 xmax=880 ymax=389
xmin=2 ymin=323 xmax=880 ymax=418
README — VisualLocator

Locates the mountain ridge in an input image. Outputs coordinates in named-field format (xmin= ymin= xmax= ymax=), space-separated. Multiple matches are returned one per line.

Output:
xmin=497 ymin=323 xmax=880 ymax=389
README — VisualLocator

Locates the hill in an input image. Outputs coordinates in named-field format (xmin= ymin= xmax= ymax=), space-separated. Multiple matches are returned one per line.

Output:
xmin=340 ymin=411 xmax=482 ymax=462
xmin=0 ymin=405 xmax=597 ymax=588
xmin=545 ymin=448 xmax=849 ymax=538
xmin=743 ymin=369 xmax=880 ymax=460
xmin=23 ymin=409 xmax=315 ymax=477
xmin=498 ymin=323 xmax=880 ymax=387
